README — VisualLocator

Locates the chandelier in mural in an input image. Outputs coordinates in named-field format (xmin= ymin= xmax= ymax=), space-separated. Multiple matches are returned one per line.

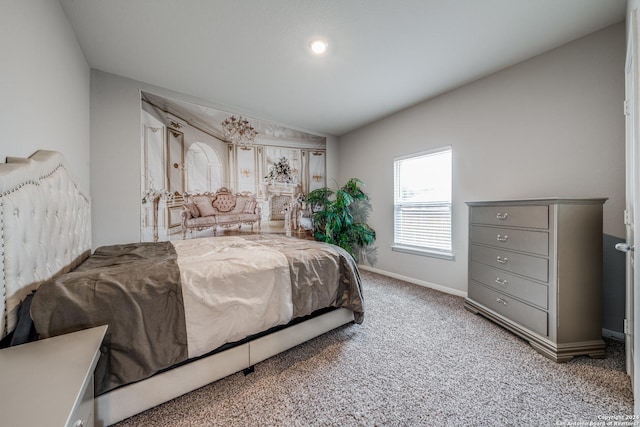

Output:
xmin=221 ymin=115 xmax=257 ymax=149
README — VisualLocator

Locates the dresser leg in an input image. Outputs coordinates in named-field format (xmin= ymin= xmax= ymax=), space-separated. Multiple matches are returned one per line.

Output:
xmin=587 ymin=351 xmax=606 ymax=359
xmin=463 ymin=299 xmax=480 ymax=315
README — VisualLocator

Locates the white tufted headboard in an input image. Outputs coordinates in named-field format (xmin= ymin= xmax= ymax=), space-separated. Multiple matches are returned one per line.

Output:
xmin=0 ymin=150 xmax=91 ymax=338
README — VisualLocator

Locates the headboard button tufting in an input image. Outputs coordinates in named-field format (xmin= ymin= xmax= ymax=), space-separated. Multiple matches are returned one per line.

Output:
xmin=0 ymin=151 xmax=91 ymax=338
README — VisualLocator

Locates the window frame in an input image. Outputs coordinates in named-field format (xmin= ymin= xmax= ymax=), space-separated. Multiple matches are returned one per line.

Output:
xmin=391 ymin=146 xmax=454 ymax=261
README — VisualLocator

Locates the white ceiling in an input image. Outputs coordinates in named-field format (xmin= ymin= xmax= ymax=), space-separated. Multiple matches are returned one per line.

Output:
xmin=59 ymin=0 xmax=626 ymax=136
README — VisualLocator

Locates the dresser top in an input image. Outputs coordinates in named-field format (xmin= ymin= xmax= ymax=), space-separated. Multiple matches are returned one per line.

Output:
xmin=466 ymin=197 xmax=608 ymax=206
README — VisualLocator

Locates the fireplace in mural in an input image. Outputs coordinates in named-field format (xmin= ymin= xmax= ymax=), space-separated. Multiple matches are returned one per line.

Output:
xmin=140 ymin=91 xmax=327 ymax=242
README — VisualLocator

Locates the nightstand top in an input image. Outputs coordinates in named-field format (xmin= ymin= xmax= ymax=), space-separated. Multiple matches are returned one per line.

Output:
xmin=0 ymin=325 xmax=107 ymax=427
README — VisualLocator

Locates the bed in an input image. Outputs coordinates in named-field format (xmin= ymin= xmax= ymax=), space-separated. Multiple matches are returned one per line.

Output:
xmin=0 ymin=150 xmax=364 ymax=426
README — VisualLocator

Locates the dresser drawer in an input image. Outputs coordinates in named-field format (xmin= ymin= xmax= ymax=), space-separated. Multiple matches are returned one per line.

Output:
xmin=471 ymin=244 xmax=548 ymax=282
xmin=471 ymin=225 xmax=549 ymax=256
xmin=469 ymin=281 xmax=548 ymax=336
xmin=471 ymin=205 xmax=549 ymax=229
xmin=470 ymin=261 xmax=548 ymax=309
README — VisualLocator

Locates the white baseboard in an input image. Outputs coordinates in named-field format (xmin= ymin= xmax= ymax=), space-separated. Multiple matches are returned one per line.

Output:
xmin=358 ymin=265 xmax=467 ymax=298
xmin=602 ymin=328 xmax=625 ymax=341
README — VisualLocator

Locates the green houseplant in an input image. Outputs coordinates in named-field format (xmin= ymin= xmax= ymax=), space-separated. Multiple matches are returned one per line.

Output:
xmin=304 ymin=178 xmax=376 ymax=262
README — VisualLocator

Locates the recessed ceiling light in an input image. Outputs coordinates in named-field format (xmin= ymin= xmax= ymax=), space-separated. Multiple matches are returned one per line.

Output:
xmin=310 ymin=40 xmax=328 ymax=55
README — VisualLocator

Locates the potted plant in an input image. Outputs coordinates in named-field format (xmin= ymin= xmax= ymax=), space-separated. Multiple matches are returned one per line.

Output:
xmin=304 ymin=178 xmax=376 ymax=263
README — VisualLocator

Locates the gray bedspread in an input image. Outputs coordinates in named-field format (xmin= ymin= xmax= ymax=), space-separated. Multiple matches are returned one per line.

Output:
xmin=30 ymin=235 xmax=364 ymax=395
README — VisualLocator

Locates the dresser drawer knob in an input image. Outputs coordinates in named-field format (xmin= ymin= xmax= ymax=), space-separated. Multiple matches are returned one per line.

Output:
xmin=496 ymin=298 xmax=508 ymax=306
xmin=496 ymin=256 xmax=508 ymax=264
xmin=496 ymin=212 xmax=508 ymax=220
xmin=496 ymin=234 xmax=508 ymax=242
xmin=495 ymin=278 xmax=508 ymax=286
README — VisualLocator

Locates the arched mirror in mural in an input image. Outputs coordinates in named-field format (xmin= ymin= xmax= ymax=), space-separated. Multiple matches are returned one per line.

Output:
xmin=185 ymin=142 xmax=222 ymax=193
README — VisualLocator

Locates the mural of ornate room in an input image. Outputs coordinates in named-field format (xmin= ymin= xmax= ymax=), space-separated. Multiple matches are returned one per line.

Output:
xmin=140 ymin=91 xmax=327 ymax=242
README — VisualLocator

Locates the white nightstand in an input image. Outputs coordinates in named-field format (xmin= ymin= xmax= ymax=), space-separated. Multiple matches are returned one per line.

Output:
xmin=0 ymin=325 xmax=107 ymax=427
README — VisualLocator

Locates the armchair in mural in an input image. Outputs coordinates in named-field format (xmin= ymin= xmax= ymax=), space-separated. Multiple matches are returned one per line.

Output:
xmin=293 ymin=193 xmax=319 ymax=233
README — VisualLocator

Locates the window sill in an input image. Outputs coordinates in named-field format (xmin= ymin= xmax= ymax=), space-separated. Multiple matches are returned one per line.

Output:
xmin=391 ymin=245 xmax=455 ymax=261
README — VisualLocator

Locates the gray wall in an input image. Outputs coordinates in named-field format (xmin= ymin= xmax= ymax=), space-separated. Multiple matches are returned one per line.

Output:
xmin=90 ymin=70 xmax=340 ymax=248
xmin=0 ymin=0 xmax=90 ymax=192
xmin=337 ymin=23 xmax=626 ymax=330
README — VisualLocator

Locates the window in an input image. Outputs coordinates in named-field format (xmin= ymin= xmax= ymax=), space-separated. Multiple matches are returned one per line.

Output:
xmin=393 ymin=147 xmax=453 ymax=259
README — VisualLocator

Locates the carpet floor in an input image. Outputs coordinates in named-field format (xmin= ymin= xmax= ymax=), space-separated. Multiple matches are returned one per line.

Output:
xmin=115 ymin=270 xmax=633 ymax=426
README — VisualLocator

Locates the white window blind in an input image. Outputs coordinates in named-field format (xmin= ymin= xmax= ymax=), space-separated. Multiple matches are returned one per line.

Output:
xmin=393 ymin=147 xmax=452 ymax=258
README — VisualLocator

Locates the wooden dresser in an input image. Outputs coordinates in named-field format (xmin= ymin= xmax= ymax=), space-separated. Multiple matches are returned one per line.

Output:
xmin=464 ymin=198 xmax=607 ymax=362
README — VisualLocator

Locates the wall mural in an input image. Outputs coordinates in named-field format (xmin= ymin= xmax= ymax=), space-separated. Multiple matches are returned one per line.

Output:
xmin=140 ymin=91 xmax=327 ymax=242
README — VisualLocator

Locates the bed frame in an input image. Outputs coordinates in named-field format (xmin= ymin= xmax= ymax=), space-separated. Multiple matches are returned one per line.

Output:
xmin=0 ymin=151 xmax=355 ymax=426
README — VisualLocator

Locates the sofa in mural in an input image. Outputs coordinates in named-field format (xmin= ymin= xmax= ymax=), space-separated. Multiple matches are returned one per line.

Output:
xmin=181 ymin=188 xmax=261 ymax=238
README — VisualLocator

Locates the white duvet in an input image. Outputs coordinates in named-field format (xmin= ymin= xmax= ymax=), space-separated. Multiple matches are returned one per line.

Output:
xmin=172 ymin=236 xmax=294 ymax=358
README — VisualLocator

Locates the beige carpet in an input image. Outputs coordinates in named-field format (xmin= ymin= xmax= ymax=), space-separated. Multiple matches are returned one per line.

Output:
xmin=115 ymin=270 xmax=633 ymax=426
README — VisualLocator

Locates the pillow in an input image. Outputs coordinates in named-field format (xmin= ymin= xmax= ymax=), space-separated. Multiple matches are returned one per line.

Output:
xmin=194 ymin=197 xmax=217 ymax=217
xmin=243 ymin=200 xmax=257 ymax=214
xmin=184 ymin=202 xmax=200 ymax=218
